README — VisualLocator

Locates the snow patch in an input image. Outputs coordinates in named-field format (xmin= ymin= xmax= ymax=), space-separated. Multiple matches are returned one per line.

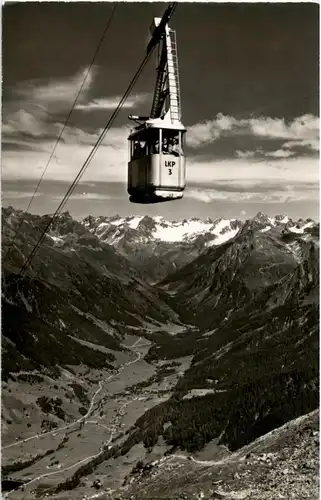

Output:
xmin=268 ymin=215 xmax=288 ymax=225
xmin=183 ymin=389 xmax=216 ymax=399
xmin=18 ymin=291 xmax=32 ymax=313
xmin=260 ymin=226 xmax=272 ymax=233
xmin=153 ymin=219 xmax=212 ymax=242
xmin=110 ymin=216 xmax=144 ymax=230
xmin=48 ymin=234 xmax=64 ymax=244
xmin=70 ymin=305 xmax=119 ymax=338
xmin=289 ymin=221 xmax=314 ymax=234
xmin=59 ymin=318 xmax=66 ymax=329
xmin=202 ymin=329 xmax=217 ymax=337
xmin=207 ymin=228 xmax=239 ymax=246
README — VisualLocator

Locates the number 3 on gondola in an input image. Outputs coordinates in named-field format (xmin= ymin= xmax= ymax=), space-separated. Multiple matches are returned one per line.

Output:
xmin=164 ymin=159 xmax=177 ymax=181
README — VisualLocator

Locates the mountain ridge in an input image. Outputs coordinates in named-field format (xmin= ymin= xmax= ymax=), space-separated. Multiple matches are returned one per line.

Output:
xmin=83 ymin=211 xmax=317 ymax=284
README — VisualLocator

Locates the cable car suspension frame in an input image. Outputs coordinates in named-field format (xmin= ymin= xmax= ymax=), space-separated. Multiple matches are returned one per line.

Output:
xmin=127 ymin=2 xmax=186 ymax=204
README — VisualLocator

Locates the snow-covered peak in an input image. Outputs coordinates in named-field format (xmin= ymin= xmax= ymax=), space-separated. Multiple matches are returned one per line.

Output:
xmin=111 ymin=216 xmax=144 ymax=230
xmin=252 ymin=212 xmax=272 ymax=225
xmin=83 ymin=215 xmax=242 ymax=247
xmin=80 ymin=214 xmax=317 ymax=251
xmin=252 ymin=212 xmax=293 ymax=228
xmin=273 ymin=214 xmax=289 ymax=224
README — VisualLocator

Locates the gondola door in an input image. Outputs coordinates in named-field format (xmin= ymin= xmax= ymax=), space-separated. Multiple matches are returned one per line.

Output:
xmin=159 ymin=129 xmax=181 ymax=189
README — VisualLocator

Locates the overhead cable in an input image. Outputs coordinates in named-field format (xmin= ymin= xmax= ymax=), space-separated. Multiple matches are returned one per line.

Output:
xmin=3 ymin=3 xmax=118 ymax=264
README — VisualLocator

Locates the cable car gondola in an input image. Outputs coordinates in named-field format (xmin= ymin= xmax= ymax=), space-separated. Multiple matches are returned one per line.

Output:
xmin=128 ymin=10 xmax=186 ymax=204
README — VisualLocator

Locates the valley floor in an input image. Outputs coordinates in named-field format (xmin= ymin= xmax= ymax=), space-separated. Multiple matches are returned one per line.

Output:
xmin=2 ymin=335 xmax=192 ymax=499
xmin=2 ymin=334 xmax=319 ymax=500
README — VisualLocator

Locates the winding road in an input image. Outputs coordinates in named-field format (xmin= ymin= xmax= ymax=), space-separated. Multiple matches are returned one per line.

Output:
xmin=3 ymin=338 xmax=142 ymax=451
xmin=4 ymin=338 xmax=144 ymax=498
xmin=3 ymin=380 xmax=104 ymax=450
xmin=4 ymin=337 xmax=223 ymax=499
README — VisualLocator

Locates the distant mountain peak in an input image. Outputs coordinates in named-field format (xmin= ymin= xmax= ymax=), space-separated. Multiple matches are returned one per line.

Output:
xmin=138 ymin=215 xmax=157 ymax=231
xmin=253 ymin=211 xmax=270 ymax=221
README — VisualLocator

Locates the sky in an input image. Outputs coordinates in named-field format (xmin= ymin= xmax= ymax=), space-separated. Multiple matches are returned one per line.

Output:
xmin=2 ymin=1 xmax=320 ymax=222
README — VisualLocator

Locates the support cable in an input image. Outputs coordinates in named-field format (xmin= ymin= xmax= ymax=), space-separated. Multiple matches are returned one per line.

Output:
xmin=3 ymin=3 xmax=118 ymax=264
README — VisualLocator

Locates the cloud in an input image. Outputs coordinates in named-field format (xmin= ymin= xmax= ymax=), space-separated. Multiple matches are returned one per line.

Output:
xmin=61 ymin=125 xmax=129 ymax=148
xmin=14 ymin=67 xmax=96 ymax=109
xmin=2 ymin=70 xmax=130 ymax=185
xmin=75 ymin=93 xmax=150 ymax=111
xmin=2 ymin=191 xmax=43 ymax=199
xmin=1 ymin=134 xmax=129 ymax=184
xmin=185 ymin=183 xmax=319 ymax=204
xmin=185 ymin=156 xmax=318 ymax=186
xmin=187 ymin=113 xmax=319 ymax=154
xmin=248 ymin=114 xmax=319 ymax=140
xmin=266 ymin=149 xmax=295 ymax=158
xmin=186 ymin=114 xmax=237 ymax=148
xmin=2 ymin=67 xmax=97 ymax=141
xmin=2 ymin=65 xmax=146 ymax=151
xmin=235 ymin=150 xmax=256 ymax=158
xmin=236 ymin=148 xmax=296 ymax=159
xmin=181 ymin=154 xmax=319 ymax=204
xmin=3 ymin=92 xmax=130 ymax=155
xmin=282 ymin=138 xmax=319 ymax=152
xmin=3 ymin=144 xmax=318 ymax=208
xmin=51 ymin=192 xmax=114 ymax=201
xmin=2 ymin=109 xmax=58 ymax=139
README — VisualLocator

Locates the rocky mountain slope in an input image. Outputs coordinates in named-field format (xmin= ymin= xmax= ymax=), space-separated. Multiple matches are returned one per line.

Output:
xmin=117 ymin=409 xmax=319 ymax=500
xmin=159 ymin=211 xmax=319 ymax=327
xmin=2 ymin=207 xmax=181 ymax=381
xmin=83 ymin=214 xmax=243 ymax=283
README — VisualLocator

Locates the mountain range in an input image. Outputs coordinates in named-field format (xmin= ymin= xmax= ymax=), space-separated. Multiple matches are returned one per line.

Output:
xmin=2 ymin=206 xmax=319 ymax=499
